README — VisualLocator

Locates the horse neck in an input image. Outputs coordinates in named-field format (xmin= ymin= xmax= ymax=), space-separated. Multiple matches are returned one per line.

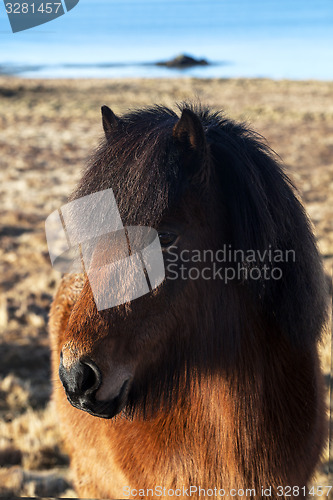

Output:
xmin=112 ymin=319 xmax=321 ymax=489
xmin=117 ymin=371 xmax=242 ymax=480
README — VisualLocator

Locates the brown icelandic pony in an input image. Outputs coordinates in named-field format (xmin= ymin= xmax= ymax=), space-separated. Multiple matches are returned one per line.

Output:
xmin=49 ymin=104 xmax=329 ymax=499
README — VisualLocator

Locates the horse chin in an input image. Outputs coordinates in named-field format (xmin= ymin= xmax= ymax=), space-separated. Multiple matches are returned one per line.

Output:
xmin=66 ymin=379 xmax=131 ymax=419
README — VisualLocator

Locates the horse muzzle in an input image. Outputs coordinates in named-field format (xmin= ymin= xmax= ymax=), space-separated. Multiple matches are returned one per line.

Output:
xmin=59 ymin=353 xmax=131 ymax=419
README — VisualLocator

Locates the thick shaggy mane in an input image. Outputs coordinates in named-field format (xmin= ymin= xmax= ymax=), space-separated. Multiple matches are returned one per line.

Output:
xmin=73 ymin=103 xmax=328 ymax=350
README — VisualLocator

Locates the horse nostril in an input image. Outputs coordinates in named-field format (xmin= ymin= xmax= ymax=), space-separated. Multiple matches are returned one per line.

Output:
xmin=59 ymin=355 xmax=101 ymax=398
xmin=80 ymin=360 xmax=101 ymax=395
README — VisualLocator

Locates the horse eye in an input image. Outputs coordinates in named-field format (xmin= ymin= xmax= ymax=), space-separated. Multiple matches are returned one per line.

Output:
xmin=158 ymin=232 xmax=178 ymax=248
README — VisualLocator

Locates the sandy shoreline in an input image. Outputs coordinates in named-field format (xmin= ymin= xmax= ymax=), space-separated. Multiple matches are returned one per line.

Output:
xmin=0 ymin=76 xmax=332 ymax=496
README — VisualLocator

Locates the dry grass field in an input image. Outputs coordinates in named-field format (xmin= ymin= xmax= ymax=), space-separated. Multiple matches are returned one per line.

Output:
xmin=0 ymin=76 xmax=332 ymax=497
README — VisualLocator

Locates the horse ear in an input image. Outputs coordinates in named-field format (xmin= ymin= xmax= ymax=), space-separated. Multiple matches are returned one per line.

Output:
xmin=173 ymin=109 xmax=206 ymax=177
xmin=173 ymin=108 xmax=206 ymax=151
xmin=101 ymin=105 xmax=119 ymax=138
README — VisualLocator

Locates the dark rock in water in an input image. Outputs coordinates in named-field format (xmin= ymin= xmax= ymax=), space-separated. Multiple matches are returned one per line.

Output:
xmin=156 ymin=54 xmax=209 ymax=68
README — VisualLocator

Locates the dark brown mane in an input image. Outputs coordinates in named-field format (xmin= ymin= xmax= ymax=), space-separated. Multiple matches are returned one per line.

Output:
xmin=74 ymin=102 xmax=328 ymax=343
xmin=72 ymin=105 xmax=183 ymax=226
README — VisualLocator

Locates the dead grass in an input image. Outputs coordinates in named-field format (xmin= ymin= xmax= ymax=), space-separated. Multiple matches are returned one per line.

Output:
xmin=0 ymin=76 xmax=332 ymax=497
xmin=0 ymin=403 xmax=75 ymax=497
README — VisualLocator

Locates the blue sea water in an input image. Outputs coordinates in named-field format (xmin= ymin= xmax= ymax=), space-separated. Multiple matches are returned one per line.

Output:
xmin=0 ymin=0 xmax=332 ymax=79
